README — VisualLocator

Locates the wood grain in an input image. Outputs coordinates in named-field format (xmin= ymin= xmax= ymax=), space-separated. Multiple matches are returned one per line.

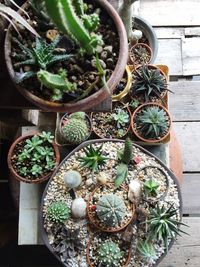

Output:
xmin=154 ymin=27 xmax=185 ymax=39
xmin=185 ymin=27 xmax=200 ymax=36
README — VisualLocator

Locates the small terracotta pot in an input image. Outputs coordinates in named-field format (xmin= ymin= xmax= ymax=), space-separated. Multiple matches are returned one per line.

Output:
xmin=91 ymin=102 xmax=132 ymax=139
xmin=129 ymin=64 xmax=168 ymax=104
xmin=131 ymin=102 xmax=172 ymax=144
xmin=7 ymin=133 xmax=60 ymax=184
xmin=87 ymin=183 xmax=136 ymax=232
xmin=129 ymin=43 xmax=152 ymax=67
xmin=86 ymin=238 xmax=132 ymax=267
xmin=59 ymin=113 xmax=92 ymax=145
xmin=112 ymin=65 xmax=132 ymax=102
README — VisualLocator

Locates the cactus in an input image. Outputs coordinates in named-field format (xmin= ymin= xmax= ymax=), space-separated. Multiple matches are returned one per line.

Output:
xmin=121 ymin=137 xmax=133 ymax=165
xmin=44 ymin=0 xmax=103 ymax=55
xmin=47 ymin=201 xmax=70 ymax=223
xmin=63 ymin=169 xmax=82 ymax=188
xmin=137 ymin=240 xmax=156 ymax=263
xmin=37 ymin=69 xmax=77 ymax=101
xmin=97 ymin=241 xmax=123 ymax=267
xmin=62 ymin=114 xmax=89 ymax=144
xmin=96 ymin=194 xmax=126 ymax=227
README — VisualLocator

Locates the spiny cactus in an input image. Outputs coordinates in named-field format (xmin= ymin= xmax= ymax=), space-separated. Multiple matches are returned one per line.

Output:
xmin=96 ymin=194 xmax=126 ymax=227
xmin=47 ymin=201 xmax=70 ymax=223
xmin=121 ymin=137 xmax=133 ymax=165
xmin=37 ymin=69 xmax=77 ymax=101
xmin=44 ymin=0 xmax=103 ymax=55
xmin=62 ymin=113 xmax=89 ymax=144
xmin=97 ymin=241 xmax=123 ymax=267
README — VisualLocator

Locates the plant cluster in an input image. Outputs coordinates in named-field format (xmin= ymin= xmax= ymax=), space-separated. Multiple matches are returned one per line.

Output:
xmin=111 ymin=108 xmax=129 ymax=129
xmin=47 ymin=201 xmax=71 ymax=223
xmin=144 ymin=178 xmax=159 ymax=196
xmin=137 ymin=240 xmax=156 ymax=264
xmin=15 ymin=131 xmax=56 ymax=178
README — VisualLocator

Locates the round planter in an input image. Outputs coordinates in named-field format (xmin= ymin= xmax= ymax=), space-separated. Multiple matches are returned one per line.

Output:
xmin=130 ymin=64 xmax=168 ymax=104
xmin=59 ymin=113 xmax=92 ymax=145
xmin=4 ymin=0 xmax=128 ymax=113
xmin=87 ymin=183 xmax=136 ymax=232
xmin=131 ymin=102 xmax=172 ymax=144
xmin=7 ymin=133 xmax=60 ymax=184
xmin=129 ymin=43 xmax=152 ymax=67
xmin=112 ymin=65 xmax=132 ymax=102
xmin=133 ymin=16 xmax=158 ymax=64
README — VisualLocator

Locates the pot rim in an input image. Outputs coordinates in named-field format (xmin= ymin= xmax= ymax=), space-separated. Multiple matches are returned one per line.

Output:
xmin=129 ymin=42 xmax=153 ymax=67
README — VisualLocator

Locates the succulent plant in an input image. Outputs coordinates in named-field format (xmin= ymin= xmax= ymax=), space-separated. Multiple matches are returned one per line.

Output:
xmin=44 ymin=0 xmax=103 ymax=55
xmin=144 ymin=178 xmax=159 ymax=196
xmin=62 ymin=113 xmax=89 ymax=144
xmin=97 ymin=241 xmax=123 ymax=267
xmin=78 ymin=144 xmax=108 ymax=173
xmin=111 ymin=108 xmax=130 ymax=129
xmin=136 ymin=106 xmax=169 ymax=139
xmin=137 ymin=240 xmax=156 ymax=263
xmin=47 ymin=201 xmax=70 ymax=223
xmin=146 ymin=204 xmax=188 ymax=251
xmin=131 ymin=65 xmax=168 ymax=101
xmin=29 ymin=0 xmax=51 ymax=29
xmin=96 ymin=194 xmax=126 ymax=227
xmin=64 ymin=170 xmax=82 ymax=188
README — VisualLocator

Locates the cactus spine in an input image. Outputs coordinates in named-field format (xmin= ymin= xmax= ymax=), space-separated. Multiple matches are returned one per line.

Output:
xmin=96 ymin=194 xmax=126 ymax=227
xmin=47 ymin=201 xmax=70 ymax=223
xmin=97 ymin=241 xmax=123 ymax=267
xmin=44 ymin=0 xmax=102 ymax=55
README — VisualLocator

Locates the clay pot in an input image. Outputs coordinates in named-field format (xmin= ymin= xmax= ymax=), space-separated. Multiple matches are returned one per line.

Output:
xmin=112 ymin=65 xmax=132 ymax=102
xmin=129 ymin=43 xmax=152 ymax=67
xmin=4 ymin=0 xmax=128 ymax=113
xmin=131 ymin=102 xmax=172 ymax=144
xmin=87 ymin=183 xmax=136 ymax=233
xmin=7 ymin=133 xmax=60 ymax=183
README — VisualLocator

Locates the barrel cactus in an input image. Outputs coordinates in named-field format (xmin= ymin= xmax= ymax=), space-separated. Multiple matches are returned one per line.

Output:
xmin=96 ymin=194 xmax=126 ymax=227
xmin=62 ymin=112 xmax=89 ymax=144
xmin=97 ymin=241 xmax=123 ymax=267
xmin=47 ymin=201 xmax=70 ymax=223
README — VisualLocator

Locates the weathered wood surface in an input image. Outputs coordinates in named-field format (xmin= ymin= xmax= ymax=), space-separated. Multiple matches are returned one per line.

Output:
xmin=154 ymin=27 xmax=185 ymax=39
xmin=173 ymin=122 xmax=200 ymax=172
xmin=169 ymin=81 xmax=200 ymax=122
xmin=158 ymin=217 xmax=200 ymax=267
xmin=185 ymin=27 xmax=200 ymax=36
xmin=140 ymin=0 xmax=200 ymax=26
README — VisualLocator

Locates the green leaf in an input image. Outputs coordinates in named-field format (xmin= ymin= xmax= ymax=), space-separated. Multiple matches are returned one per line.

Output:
xmin=114 ymin=163 xmax=128 ymax=188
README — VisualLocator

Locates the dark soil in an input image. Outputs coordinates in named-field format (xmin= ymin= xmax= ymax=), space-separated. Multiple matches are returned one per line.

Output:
xmin=130 ymin=43 xmax=152 ymax=66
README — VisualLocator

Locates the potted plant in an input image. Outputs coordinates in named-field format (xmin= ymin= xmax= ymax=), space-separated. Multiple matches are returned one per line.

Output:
xmin=91 ymin=102 xmax=131 ymax=139
xmin=59 ymin=111 xmax=92 ymax=146
xmin=40 ymin=138 xmax=185 ymax=267
xmin=7 ymin=131 xmax=60 ymax=183
xmin=131 ymin=102 xmax=172 ymax=144
xmin=5 ymin=0 xmax=128 ymax=113
xmin=130 ymin=64 xmax=168 ymax=104
xmin=129 ymin=43 xmax=152 ymax=67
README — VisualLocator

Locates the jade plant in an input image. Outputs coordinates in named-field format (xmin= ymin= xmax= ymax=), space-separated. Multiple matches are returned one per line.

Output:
xmin=137 ymin=240 xmax=156 ymax=264
xmin=44 ymin=0 xmax=103 ymax=55
xmin=115 ymin=137 xmax=133 ymax=187
xmin=47 ymin=201 xmax=71 ymax=223
xmin=144 ymin=178 xmax=159 ymax=196
xmin=136 ymin=106 xmax=169 ymax=139
xmin=15 ymin=131 xmax=56 ymax=179
xmin=96 ymin=194 xmax=126 ymax=227
xmin=61 ymin=112 xmax=90 ymax=144
xmin=78 ymin=144 xmax=109 ymax=173
xmin=97 ymin=241 xmax=123 ymax=267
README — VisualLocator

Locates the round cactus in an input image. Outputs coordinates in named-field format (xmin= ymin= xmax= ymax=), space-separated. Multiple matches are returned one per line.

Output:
xmin=62 ymin=116 xmax=89 ymax=145
xmin=47 ymin=201 xmax=70 ymax=223
xmin=97 ymin=241 xmax=123 ymax=267
xmin=96 ymin=194 xmax=126 ymax=227
xmin=63 ymin=170 xmax=82 ymax=188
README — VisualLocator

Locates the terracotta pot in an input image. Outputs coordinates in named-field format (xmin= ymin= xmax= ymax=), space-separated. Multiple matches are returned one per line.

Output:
xmin=59 ymin=113 xmax=92 ymax=145
xmin=87 ymin=183 xmax=136 ymax=233
xmin=112 ymin=65 xmax=132 ymax=102
xmin=129 ymin=64 xmax=168 ymax=104
xmin=91 ymin=102 xmax=132 ymax=139
xmin=129 ymin=43 xmax=152 ymax=67
xmin=4 ymin=0 xmax=128 ymax=113
xmin=131 ymin=102 xmax=172 ymax=144
xmin=7 ymin=133 xmax=60 ymax=184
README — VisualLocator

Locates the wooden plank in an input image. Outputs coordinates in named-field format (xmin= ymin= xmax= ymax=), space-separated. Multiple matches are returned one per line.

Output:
xmin=173 ymin=122 xmax=200 ymax=172
xmin=182 ymin=174 xmax=200 ymax=215
xmin=154 ymin=27 xmax=185 ymax=39
xmin=155 ymin=39 xmax=183 ymax=76
xmin=158 ymin=217 xmax=200 ymax=267
xmin=182 ymin=37 xmax=200 ymax=75
xmin=185 ymin=27 xmax=200 ymax=36
xmin=140 ymin=0 xmax=200 ymax=26
xmin=169 ymin=81 xmax=200 ymax=122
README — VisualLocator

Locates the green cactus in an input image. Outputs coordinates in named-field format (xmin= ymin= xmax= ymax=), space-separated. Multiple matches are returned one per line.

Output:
xmin=70 ymin=111 xmax=86 ymax=120
xmin=37 ymin=69 xmax=77 ymax=101
xmin=47 ymin=201 xmax=70 ymax=223
xmin=44 ymin=0 xmax=102 ymax=55
xmin=97 ymin=241 xmax=123 ymax=267
xmin=121 ymin=137 xmax=133 ymax=165
xmin=137 ymin=240 xmax=156 ymax=263
xmin=96 ymin=194 xmax=126 ymax=227
xmin=62 ymin=114 xmax=89 ymax=144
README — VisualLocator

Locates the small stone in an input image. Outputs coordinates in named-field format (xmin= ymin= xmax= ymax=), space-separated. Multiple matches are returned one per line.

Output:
xmin=128 ymin=179 xmax=141 ymax=203
xmin=24 ymin=66 xmax=31 ymax=72
xmin=63 ymin=170 xmax=82 ymax=188
xmin=133 ymin=155 xmax=142 ymax=164
xmin=71 ymin=198 xmax=87 ymax=218
xmin=101 ymin=51 xmax=108 ymax=60
xmin=46 ymin=29 xmax=58 ymax=41
xmin=96 ymin=45 xmax=103 ymax=53
xmin=104 ymin=45 xmax=113 ymax=54
xmin=96 ymin=171 xmax=108 ymax=185
xmin=85 ymin=178 xmax=93 ymax=187
xmin=106 ymin=58 xmax=114 ymax=68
